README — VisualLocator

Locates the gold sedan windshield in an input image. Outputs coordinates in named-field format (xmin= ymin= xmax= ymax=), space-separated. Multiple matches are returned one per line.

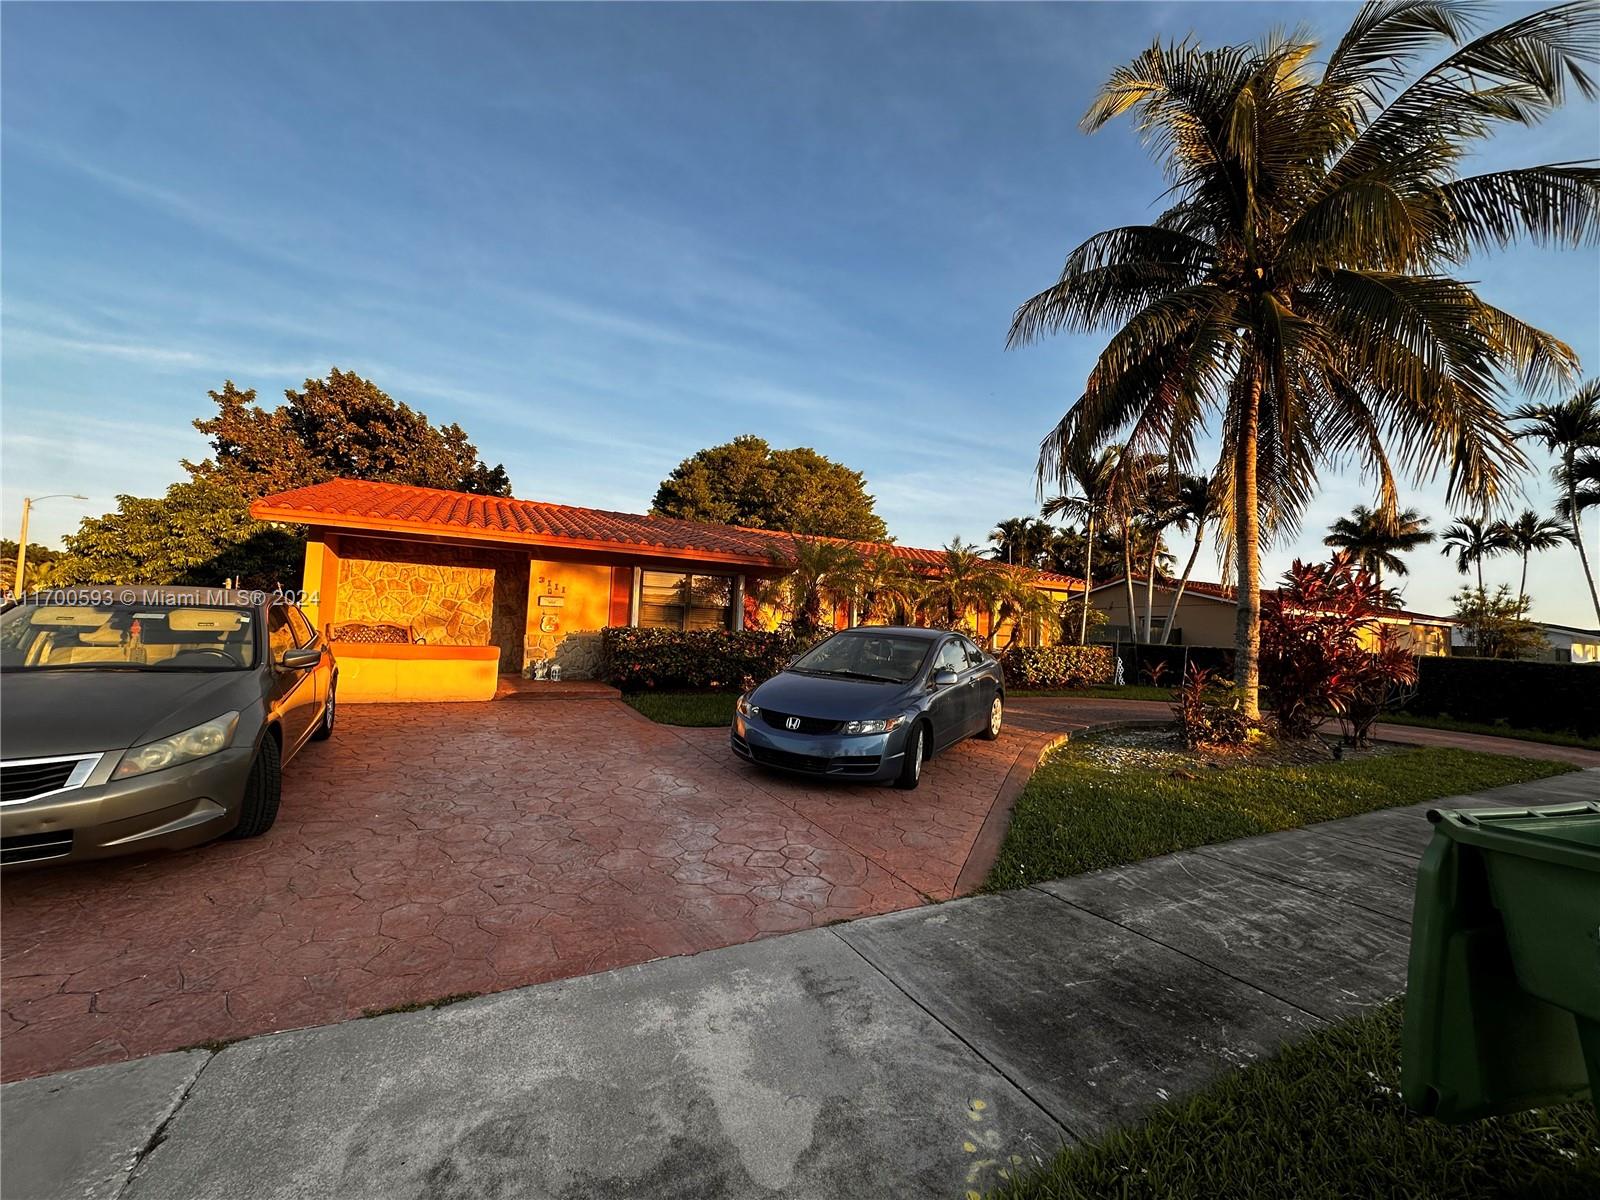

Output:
xmin=0 ymin=603 xmax=258 ymax=671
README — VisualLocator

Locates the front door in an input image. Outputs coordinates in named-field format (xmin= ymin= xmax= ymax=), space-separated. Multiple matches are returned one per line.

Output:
xmin=491 ymin=559 xmax=529 ymax=674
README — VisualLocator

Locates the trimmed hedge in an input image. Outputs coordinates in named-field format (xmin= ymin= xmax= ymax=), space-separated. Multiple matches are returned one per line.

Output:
xmin=1407 ymin=656 xmax=1600 ymax=736
xmin=999 ymin=645 xmax=1116 ymax=689
xmin=1116 ymin=643 xmax=1237 ymax=688
xmin=600 ymin=627 xmax=799 ymax=693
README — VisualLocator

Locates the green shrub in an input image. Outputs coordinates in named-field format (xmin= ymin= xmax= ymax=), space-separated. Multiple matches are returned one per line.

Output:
xmin=998 ymin=644 xmax=1115 ymax=689
xmin=1409 ymin=656 xmax=1600 ymax=736
xmin=1173 ymin=664 xmax=1252 ymax=749
xmin=600 ymin=627 xmax=799 ymax=693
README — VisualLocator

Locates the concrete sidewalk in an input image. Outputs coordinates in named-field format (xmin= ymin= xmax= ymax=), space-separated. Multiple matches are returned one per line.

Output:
xmin=6 ymin=770 xmax=1595 ymax=1200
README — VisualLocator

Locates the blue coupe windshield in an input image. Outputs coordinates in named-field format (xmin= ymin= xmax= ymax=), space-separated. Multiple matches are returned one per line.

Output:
xmin=791 ymin=632 xmax=931 ymax=683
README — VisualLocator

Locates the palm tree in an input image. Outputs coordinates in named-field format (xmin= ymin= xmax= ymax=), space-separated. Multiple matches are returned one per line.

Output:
xmin=1160 ymin=473 xmax=1220 ymax=642
xmin=920 ymin=540 xmax=996 ymax=632
xmin=1132 ymin=465 xmax=1182 ymax=641
xmin=987 ymin=564 xmax=1062 ymax=649
xmin=1440 ymin=516 xmax=1513 ymax=593
xmin=987 ymin=517 xmax=1052 ymax=567
xmin=776 ymin=538 xmax=863 ymax=640
xmin=1322 ymin=505 xmax=1435 ymax=592
xmin=1515 ymin=380 xmax=1600 ymax=622
xmin=1009 ymin=3 xmax=1594 ymax=717
xmin=1042 ymin=442 xmax=1120 ymax=642
xmin=854 ymin=544 xmax=924 ymax=625
xmin=1496 ymin=509 xmax=1570 ymax=602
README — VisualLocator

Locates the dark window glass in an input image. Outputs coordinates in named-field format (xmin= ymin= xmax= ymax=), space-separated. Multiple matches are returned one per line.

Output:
xmin=686 ymin=575 xmax=732 ymax=630
xmin=934 ymin=640 xmax=966 ymax=673
xmin=639 ymin=571 xmax=732 ymax=631
xmin=639 ymin=571 xmax=688 ymax=629
xmin=287 ymin=606 xmax=315 ymax=646
xmin=792 ymin=631 xmax=931 ymax=683
xmin=267 ymin=606 xmax=295 ymax=660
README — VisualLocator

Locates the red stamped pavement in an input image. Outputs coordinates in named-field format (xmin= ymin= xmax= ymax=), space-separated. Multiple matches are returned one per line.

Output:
xmin=1 ymin=698 xmax=1047 ymax=1081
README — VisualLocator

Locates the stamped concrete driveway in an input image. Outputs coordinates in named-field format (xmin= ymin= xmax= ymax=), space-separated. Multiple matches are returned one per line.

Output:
xmin=2 ymin=698 xmax=1048 ymax=1082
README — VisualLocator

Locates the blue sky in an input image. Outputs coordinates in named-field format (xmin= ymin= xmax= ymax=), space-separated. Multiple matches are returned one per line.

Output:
xmin=3 ymin=1 xmax=1597 ymax=625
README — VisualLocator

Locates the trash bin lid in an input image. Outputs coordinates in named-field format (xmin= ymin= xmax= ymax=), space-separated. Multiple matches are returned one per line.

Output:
xmin=1428 ymin=802 xmax=1600 ymax=874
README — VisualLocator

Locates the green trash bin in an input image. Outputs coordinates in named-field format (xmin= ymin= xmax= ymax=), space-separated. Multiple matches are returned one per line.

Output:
xmin=1401 ymin=800 xmax=1600 ymax=1122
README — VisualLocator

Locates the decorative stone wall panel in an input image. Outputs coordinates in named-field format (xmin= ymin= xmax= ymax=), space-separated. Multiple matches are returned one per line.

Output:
xmin=338 ymin=539 xmax=497 ymax=647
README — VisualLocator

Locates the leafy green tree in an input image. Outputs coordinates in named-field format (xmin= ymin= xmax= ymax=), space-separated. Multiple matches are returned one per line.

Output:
xmin=1323 ymin=505 xmax=1436 ymax=591
xmin=1452 ymin=585 xmax=1549 ymax=659
xmin=1514 ymin=380 xmax=1600 ymax=621
xmin=46 ymin=370 xmax=511 ymax=589
xmin=187 ymin=371 xmax=512 ymax=501
xmin=651 ymin=435 xmax=888 ymax=541
xmin=0 ymin=542 xmax=61 ymax=594
xmin=39 ymin=479 xmax=302 ymax=589
xmin=1010 ymin=2 xmax=1597 ymax=716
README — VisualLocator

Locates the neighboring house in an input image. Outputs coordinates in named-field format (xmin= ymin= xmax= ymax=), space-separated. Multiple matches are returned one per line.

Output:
xmin=1539 ymin=624 xmax=1600 ymax=663
xmin=1465 ymin=621 xmax=1600 ymax=663
xmin=1085 ymin=575 xmax=1453 ymax=656
xmin=249 ymin=478 xmax=1081 ymax=700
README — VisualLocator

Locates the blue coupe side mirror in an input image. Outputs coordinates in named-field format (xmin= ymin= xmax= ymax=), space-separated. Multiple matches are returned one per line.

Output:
xmin=931 ymin=668 xmax=959 ymax=688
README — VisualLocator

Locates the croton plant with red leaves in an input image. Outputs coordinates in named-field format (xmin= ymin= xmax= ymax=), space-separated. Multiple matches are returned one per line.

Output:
xmin=1261 ymin=552 xmax=1418 ymax=745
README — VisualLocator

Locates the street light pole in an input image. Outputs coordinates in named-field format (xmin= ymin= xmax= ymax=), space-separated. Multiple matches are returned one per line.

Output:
xmin=13 ymin=494 xmax=87 ymax=596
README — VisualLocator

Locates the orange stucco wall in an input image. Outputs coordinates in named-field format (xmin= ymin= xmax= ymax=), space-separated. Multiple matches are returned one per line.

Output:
xmin=331 ymin=642 xmax=502 ymax=703
xmin=524 ymin=558 xmax=614 ymax=678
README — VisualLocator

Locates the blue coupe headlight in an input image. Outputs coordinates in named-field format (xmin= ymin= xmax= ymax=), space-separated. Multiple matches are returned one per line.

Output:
xmin=736 ymin=694 xmax=760 ymax=718
xmin=842 ymin=717 xmax=902 ymax=736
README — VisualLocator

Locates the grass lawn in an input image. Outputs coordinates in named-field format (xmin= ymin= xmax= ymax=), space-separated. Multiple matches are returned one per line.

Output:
xmin=984 ymin=742 xmax=1571 ymax=892
xmin=987 ymin=1001 xmax=1599 ymax=1200
xmin=1382 ymin=712 xmax=1600 ymax=751
xmin=1013 ymin=685 xmax=1174 ymax=702
xmin=623 ymin=691 xmax=738 ymax=726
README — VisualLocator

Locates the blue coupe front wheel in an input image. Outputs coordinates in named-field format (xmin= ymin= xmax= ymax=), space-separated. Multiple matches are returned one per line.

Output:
xmin=894 ymin=724 xmax=925 ymax=790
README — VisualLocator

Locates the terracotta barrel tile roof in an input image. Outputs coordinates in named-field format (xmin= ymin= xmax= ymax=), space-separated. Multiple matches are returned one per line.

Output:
xmin=250 ymin=478 xmax=1084 ymax=589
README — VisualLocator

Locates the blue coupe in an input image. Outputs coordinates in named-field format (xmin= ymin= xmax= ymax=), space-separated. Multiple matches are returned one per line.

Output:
xmin=731 ymin=626 xmax=1005 ymax=789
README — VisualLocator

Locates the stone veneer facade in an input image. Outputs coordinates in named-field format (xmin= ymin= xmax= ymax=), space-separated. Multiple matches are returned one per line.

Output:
xmin=337 ymin=539 xmax=496 ymax=648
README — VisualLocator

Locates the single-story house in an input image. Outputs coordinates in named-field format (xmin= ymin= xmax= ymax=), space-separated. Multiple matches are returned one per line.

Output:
xmin=1085 ymin=575 xmax=1454 ymax=656
xmin=1536 ymin=623 xmax=1600 ymax=664
xmin=250 ymin=478 xmax=1082 ymax=702
xmin=1451 ymin=620 xmax=1600 ymax=663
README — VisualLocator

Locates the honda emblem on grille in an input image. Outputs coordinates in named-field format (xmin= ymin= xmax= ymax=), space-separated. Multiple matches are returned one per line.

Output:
xmin=785 ymin=717 xmax=801 ymax=730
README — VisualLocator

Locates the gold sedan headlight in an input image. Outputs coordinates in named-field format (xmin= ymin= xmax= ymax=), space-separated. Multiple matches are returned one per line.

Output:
xmin=113 ymin=711 xmax=241 ymax=780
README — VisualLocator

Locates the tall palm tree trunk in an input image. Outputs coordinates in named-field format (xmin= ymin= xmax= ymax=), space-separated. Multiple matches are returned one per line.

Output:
xmin=1233 ymin=370 xmax=1262 ymax=720
xmin=1161 ymin=527 xmax=1206 ymax=644
xmin=1567 ymin=456 xmax=1600 ymax=623
xmin=1079 ymin=512 xmax=1095 ymax=644
xmin=1121 ymin=514 xmax=1138 ymax=644
xmin=1518 ymin=550 xmax=1529 ymax=603
xmin=1142 ymin=542 xmax=1159 ymax=642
